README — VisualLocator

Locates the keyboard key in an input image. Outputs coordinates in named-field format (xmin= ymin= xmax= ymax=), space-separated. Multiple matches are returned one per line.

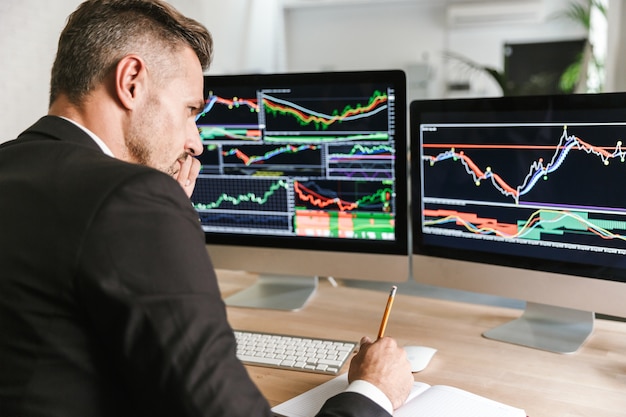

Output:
xmin=237 ymin=355 xmax=283 ymax=366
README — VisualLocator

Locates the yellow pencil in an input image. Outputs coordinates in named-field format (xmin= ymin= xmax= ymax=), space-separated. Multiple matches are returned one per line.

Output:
xmin=377 ymin=285 xmax=397 ymax=339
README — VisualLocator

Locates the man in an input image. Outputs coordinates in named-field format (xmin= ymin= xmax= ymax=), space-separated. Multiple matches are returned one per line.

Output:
xmin=0 ymin=1 xmax=413 ymax=416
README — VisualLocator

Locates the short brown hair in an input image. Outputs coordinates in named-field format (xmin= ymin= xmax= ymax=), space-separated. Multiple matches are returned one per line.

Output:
xmin=49 ymin=0 xmax=213 ymax=106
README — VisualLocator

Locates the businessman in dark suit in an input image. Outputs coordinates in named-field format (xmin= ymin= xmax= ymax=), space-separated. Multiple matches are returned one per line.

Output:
xmin=0 ymin=1 xmax=413 ymax=416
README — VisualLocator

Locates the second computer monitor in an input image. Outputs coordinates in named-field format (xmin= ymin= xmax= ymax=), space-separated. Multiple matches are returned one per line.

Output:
xmin=410 ymin=92 xmax=626 ymax=352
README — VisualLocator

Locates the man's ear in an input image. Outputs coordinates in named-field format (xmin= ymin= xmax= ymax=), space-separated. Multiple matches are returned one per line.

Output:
xmin=115 ymin=54 xmax=147 ymax=110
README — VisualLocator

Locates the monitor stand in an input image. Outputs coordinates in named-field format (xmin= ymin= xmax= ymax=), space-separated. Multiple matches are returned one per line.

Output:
xmin=224 ymin=274 xmax=318 ymax=311
xmin=482 ymin=302 xmax=594 ymax=354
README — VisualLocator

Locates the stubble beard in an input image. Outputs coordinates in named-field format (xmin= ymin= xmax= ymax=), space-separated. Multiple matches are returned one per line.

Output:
xmin=125 ymin=90 xmax=187 ymax=178
xmin=125 ymin=132 xmax=187 ymax=179
xmin=125 ymin=134 xmax=152 ymax=168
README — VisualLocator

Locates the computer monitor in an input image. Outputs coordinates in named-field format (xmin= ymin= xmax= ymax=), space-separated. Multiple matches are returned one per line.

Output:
xmin=193 ymin=70 xmax=409 ymax=310
xmin=410 ymin=92 xmax=626 ymax=353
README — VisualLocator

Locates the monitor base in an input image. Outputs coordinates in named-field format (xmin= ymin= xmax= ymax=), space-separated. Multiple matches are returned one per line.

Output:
xmin=482 ymin=302 xmax=594 ymax=354
xmin=224 ymin=274 xmax=318 ymax=311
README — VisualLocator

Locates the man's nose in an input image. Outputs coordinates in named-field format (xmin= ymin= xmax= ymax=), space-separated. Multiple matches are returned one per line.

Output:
xmin=187 ymin=123 xmax=203 ymax=156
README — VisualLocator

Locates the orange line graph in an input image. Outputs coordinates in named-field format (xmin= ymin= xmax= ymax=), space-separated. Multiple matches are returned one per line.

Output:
xmin=294 ymin=181 xmax=358 ymax=211
xmin=436 ymin=151 xmax=519 ymax=197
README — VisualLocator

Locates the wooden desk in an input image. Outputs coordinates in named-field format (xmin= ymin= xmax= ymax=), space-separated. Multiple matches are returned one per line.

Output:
xmin=217 ymin=270 xmax=626 ymax=417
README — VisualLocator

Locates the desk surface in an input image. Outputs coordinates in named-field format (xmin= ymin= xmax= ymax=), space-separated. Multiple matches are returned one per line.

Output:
xmin=217 ymin=270 xmax=626 ymax=417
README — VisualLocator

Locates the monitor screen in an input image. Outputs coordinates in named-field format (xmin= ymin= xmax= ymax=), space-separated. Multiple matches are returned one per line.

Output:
xmin=193 ymin=70 xmax=408 ymax=309
xmin=410 ymin=92 xmax=626 ymax=352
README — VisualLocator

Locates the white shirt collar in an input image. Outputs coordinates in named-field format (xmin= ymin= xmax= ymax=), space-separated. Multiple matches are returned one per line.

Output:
xmin=58 ymin=116 xmax=115 ymax=157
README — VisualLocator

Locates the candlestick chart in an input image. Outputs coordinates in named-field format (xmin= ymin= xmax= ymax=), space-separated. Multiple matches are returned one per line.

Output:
xmin=419 ymin=122 xmax=626 ymax=254
xmin=191 ymin=78 xmax=401 ymax=241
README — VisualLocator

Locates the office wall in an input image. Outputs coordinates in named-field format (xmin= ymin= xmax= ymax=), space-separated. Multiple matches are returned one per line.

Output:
xmin=174 ymin=0 xmax=286 ymax=76
xmin=0 ymin=1 xmax=79 ymax=143
xmin=283 ymin=0 xmax=587 ymax=100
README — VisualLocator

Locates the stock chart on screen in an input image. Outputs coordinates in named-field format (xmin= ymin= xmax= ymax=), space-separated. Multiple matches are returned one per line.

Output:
xmin=192 ymin=71 xmax=405 ymax=245
xmin=414 ymin=96 xmax=626 ymax=270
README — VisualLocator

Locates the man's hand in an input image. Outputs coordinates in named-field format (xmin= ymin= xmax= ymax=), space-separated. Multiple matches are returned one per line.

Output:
xmin=176 ymin=155 xmax=201 ymax=197
xmin=348 ymin=336 xmax=413 ymax=410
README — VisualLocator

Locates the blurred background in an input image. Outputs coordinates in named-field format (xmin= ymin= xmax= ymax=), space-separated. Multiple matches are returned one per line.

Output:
xmin=1 ymin=0 xmax=620 ymax=141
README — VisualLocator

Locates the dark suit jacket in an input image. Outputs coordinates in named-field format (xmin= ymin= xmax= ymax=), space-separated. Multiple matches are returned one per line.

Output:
xmin=0 ymin=116 xmax=390 ymax=417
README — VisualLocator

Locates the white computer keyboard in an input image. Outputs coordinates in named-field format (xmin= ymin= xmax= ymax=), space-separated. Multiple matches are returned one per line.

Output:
xmin=234 ymin=330 xmax=357 ymax=375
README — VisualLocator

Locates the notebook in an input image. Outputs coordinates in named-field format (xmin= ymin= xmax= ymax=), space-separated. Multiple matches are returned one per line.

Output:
xmin=271 ymin=373 xmax=526 ymax=417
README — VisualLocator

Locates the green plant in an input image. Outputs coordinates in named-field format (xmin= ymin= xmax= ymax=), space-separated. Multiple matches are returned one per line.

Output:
xmin=556 ymin=0 xmax=606 ymax=93
xmin=443 ymin=51 xmax=511 ymax=95
xmin=558 ymin=0 xmax=606 ymax=30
